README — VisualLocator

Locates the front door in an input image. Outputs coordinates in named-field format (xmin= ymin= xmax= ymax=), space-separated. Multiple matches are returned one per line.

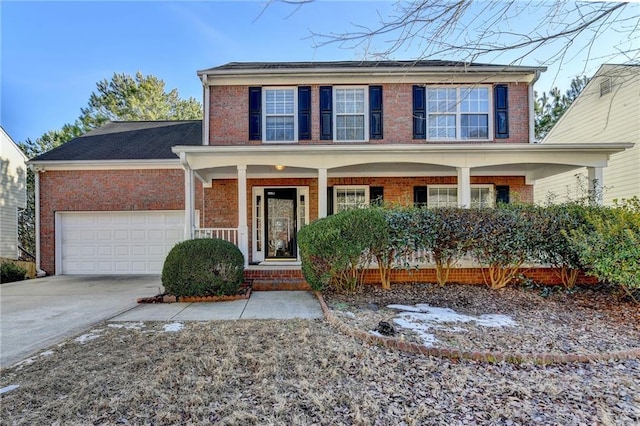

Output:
xmin=264 ymin=188 xmax=297 ymax=260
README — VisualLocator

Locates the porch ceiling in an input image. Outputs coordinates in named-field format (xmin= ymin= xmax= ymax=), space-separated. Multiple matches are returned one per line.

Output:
xmin=174 ymin=143 xmax=632 ymax=184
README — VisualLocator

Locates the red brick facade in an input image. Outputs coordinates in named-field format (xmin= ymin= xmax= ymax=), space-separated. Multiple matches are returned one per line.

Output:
xmin=38 ymin=169 xmax=200 ymax=274
xmin=209 ymin=83 xmax=530 ymax=145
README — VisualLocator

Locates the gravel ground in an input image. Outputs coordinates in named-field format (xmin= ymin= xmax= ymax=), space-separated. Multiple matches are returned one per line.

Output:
xmin=0 ymin=284 xmax=638 ymax=425
xmin=323 ymin=283 xmax=640 ymax=356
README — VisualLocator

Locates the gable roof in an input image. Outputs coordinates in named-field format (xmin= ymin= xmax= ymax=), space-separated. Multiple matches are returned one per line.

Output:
xmin=30 ymin=120 xmax=202 ymax=162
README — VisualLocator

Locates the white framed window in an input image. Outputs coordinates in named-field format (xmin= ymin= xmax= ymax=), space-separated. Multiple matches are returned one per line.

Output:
xmin=334 ymin=185 xmax=369 ymax=213
xmin=263 ymin=87 xmax=297 ymax=143
xmin=426 ymin=86 xmax=491 ymax=140
xmin=334 ymin=86 xmax=368 ymax=142
xmin=427 ymin=185 xmax=494 ymax=208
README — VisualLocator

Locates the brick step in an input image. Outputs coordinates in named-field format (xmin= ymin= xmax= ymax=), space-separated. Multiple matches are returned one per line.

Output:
xmin=250 ymin=277 xmax=311 ymax=291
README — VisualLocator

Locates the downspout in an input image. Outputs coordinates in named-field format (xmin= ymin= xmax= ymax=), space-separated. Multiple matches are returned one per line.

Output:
xmin=202 ymin=74 xmax=209 ymax=146
xmin=529 ymin=70 xmax=542 ymax=143
xmin=31 ymin=165 xmax=46 ymax=277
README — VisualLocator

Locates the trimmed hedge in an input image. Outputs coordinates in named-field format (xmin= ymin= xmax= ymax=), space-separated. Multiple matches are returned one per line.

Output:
xmin=1 ymin=262 xmax=27 ymax=284
xmin=161 ymin=238 xmax=244 ymax=297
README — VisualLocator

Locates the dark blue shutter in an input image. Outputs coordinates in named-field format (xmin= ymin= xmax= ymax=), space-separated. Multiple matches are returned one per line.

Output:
xmin=370 ymin=186 xmax=384 ymax=206
xmin=413 ymin=85 xmax=426 ymax=139
xmin=319 ymin=86 xmax=333 ymax=140
xmin=369 ymin=86 xmax=383 ymax=140
xmin=496 ymin=185 xmax=510 ymax=204
xmin=494 ymin=85 xmax=509 ymax=139
xmin=414 ymin=186 xmax=428 ymax=207
xmin=248 ymin=87 xmax=261 ymax=140
xmin=327 ymin=186 xmax=334 ymax=215
xmin=298 ymin=86 xmax=311 ymax=140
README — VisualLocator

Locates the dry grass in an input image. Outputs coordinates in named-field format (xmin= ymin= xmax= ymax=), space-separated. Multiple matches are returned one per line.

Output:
xmin=1 ymin=316 xmax=639 ymax=425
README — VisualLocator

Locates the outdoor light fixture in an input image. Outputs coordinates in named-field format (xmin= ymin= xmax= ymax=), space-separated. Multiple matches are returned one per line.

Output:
xmin=275 ymin=165 xmax=285 ymax=171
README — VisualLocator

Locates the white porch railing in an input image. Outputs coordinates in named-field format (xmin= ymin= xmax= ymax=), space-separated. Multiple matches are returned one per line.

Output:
xmin=194 ymin=228 xmax=238 ymax=245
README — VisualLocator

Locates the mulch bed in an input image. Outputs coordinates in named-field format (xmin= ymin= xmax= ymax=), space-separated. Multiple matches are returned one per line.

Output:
xmin=137 ymin=287 xmax=251 ymax=304
xmin=322 ymin=282 xmax=640 ymax=362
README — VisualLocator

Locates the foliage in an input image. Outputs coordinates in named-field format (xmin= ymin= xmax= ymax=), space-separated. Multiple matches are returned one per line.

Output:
xmin=535 ymin=203 xmax=590 ymax=288
xmin=534 ymin=76 xmax=589 ymax=140
xmin=370 ymin=207 xmax=416 ymax=290
xmin=79 ymin=72 xmax=202 ymax=129
xmin=412 ymin=207 xmax=476 ymax=286
xmin=1 ymin=262 xmax=27 ymax=284
xmin=298 ymin=209 xmax=378 ymax=293
xmin=471 ymin=205 xmax=541 ymax=289
xmin=161 ymin=238 xmax=244 ymax=297
xmin=568 ymin=198 xmax=640 ymax=301
xmin=18 ymin=72 xmax=202 ymax=254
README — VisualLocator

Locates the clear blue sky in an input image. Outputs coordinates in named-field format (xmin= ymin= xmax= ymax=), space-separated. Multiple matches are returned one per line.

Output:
xmin=1 ymin=1 xmax=633 ymax=145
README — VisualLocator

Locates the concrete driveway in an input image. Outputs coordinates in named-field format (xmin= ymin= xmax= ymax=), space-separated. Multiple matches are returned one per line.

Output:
xmin=0 ymin=275 xmax=160 ymax=368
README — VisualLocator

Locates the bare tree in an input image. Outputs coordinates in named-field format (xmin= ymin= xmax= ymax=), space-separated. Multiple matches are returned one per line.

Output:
xmin=303 ymin=1 xmax=638 ymax=78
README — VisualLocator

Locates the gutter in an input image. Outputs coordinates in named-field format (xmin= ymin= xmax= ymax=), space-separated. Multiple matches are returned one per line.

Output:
xmin=529 ymin=69 xmax=543 ymax=143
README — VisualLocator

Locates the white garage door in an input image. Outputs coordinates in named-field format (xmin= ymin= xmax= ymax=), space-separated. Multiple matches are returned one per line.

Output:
xmin=56 ymin=211 xmax=184 ymax=275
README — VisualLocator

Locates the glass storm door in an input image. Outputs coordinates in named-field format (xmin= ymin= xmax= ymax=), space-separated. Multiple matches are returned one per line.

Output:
xmin=265 ymin=188 xmax=297 ymax=259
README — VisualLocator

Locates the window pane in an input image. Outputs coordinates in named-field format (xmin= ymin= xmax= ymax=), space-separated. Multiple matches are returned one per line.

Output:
xmin=471 ymin=187 xmax=492 ymax=208
xmin=427 ymin=88 xmax=456 ymax=113
xmin=336 ymin=88 xmax=365 ymax=114
xmin=428 ymin=187 xmax=457 ymax=207
xmin=336 ymin=188 xmax=367 ymax=212
xmin=265 ymin=89 xmax=294 ymax=114
xmin=460 ymin=88 xmax=489 ymax=113
xmin=427 ymin=115 xmax=456 ymax=139
xmin=266 ymin=116 xmax=294 ymax=141
xmin=336 ymin=113 xmax=365 ymax=141
xmin=461 ymin=114 xmax=488 ymax=139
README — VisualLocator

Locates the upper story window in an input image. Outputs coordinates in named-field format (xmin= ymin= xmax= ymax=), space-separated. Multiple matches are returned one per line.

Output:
xmin=426 ymin=87 xmax=491 ymax=140
xmin=263 ymin=87 xmax=297 ymax=143
xmin=334 ymin=87 xmax=369 ymax=142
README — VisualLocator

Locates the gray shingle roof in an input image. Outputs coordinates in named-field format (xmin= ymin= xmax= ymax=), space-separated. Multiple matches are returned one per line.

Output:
xmin=31 ymin=121 xmax=201 ymax=162
xmin=198 ymin=60 xmax=543 ymax=74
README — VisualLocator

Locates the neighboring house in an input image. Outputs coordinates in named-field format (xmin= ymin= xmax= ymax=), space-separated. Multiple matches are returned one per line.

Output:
xmin=1 ymin=127 xmax=28 ymax=259
xmin=29 ymin=61 xmax=631 ymax=278
xmin=535 ymin=64 xmax=640 ymax=205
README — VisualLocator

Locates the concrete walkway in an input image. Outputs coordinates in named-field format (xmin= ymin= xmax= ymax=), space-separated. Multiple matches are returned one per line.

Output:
xmin=111 ymin=291 xmax=323 ymax=322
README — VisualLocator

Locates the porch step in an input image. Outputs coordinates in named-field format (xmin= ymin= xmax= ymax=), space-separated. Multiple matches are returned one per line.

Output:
xmin=250 ymin=278 xmax=312 ymax=291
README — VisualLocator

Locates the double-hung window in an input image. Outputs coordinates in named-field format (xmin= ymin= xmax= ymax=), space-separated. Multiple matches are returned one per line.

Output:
xmin=426 ymin=86 xmax=491 ymax=140
xmin=334 ymin=87 xmax=368 ymax=142
xmin=334 ymin=185 xmax=369 ymax=213
xmin=263 ymin=87 xmax=297 ymax=143
xmin=426 ymin=185 xmax=494 ymax=208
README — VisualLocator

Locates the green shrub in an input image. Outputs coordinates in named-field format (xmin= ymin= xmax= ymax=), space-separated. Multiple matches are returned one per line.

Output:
xmin=1 ymin=262 xmax=27 ymax=283
xmin=569 ymin=198 xmax=640 ymax=301
xmin=413 ymin=207 xmax=475 ymax=286
xmin=471 ymin=205 xmax=541 ymax=289
xmin=161 ymin=238 xmax=244 ymax=297
xmin=298 ymin=209 xmax=379 ymax=293
xmin=536 ymin=203 xmax=590 ymax=288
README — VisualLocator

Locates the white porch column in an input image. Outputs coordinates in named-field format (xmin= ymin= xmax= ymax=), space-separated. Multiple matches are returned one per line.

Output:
xmin=318 ymin=168 xmax=328 ymax=218
xmin=183 ymin=166 xmax=195 ymax=240
xmin=588 ymin=166 xmax=604 ymax=205
xmin=457 ymin=167 xmax=471 ymax=208
xmin=237 ymin=165 xmax=249 ymax=267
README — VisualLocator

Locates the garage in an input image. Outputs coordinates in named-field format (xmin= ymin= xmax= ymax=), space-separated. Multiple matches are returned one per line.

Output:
xmin=56 ymin=211 xmax=185 ymax=274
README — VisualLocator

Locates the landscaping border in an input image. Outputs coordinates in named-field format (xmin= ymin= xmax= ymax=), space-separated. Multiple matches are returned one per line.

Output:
xmin=314 ymin=292 xmax=640 ymax=365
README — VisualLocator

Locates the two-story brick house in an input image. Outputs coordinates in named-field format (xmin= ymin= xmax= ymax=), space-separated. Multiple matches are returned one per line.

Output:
xmin=29 ymin=61 xmax=630 ymax=281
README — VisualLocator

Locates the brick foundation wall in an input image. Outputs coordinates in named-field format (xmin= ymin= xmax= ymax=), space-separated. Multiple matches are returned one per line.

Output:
xmin=39 ymin=169 xmax=193 ymax=274
xmin=209 ymin=83 xmax=530 ymax=145
xmin=244 ymin=267 xmax=597 ymax=288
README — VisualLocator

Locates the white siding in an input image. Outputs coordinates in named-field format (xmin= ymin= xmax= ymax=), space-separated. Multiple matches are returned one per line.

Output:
xmin=535 ymin=65 xmax=640 ymax=205
xmin=0 ymin=127 xmax=28 ymax=258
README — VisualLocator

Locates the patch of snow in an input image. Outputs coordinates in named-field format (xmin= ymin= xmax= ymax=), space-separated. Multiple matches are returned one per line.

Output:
xmin=75 ymin=333 xmax=101 ymax=344
xmin=12 ymin=357 xmax=35 ymax=370
xmin=40 ymin=350 xmax=54 ymax=356
xmin=108 ymin=322 xmax=145 ymax=330
xmin=388 ymin=304 xmax=516 ymax=347
xmin=162 ymin=322 xmax=184 ymax=332
xmin=0 ymin=385 xmax=19 ymax=395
